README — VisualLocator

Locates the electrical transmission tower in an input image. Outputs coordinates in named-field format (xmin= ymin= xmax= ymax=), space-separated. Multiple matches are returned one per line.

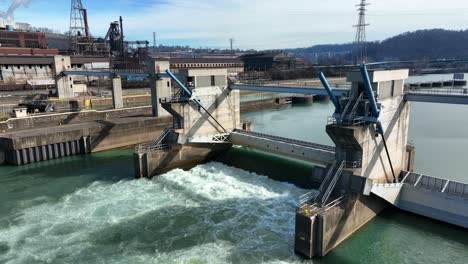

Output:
xmin=353 ymin=0 xmax=370 ymax=64
xmin=69 ymin=0 xmax=91 ymax=54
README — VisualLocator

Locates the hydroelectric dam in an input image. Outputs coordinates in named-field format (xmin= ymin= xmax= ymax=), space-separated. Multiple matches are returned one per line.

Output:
xmin=1 ymin=58 xmax=467 ymax=259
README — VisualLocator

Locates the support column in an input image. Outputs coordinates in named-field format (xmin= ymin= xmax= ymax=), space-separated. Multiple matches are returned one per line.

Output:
xmin=21 ymin=149 xmax=29 ymax=164
xmin=70 ymin=141 xmax=77 ymax=155
xmin=59 ymin=142 xmax=65 ymax=157
xmin=148 ymin=60 xmax=172 ymax=117
xmin=34 ymin=147 xmax=41 ymax=162
xmin=53 ymin=55 xmax=75 ymax=99
xmin=65 ymin=142 xmax=71 ymax=156
xmin=112 ymin=77 xmax=124 ymax=109
xmin=14 ymin=150 xmax=21 ymax=165
xmin=82 ymin=136 xmax=91 ymax=153
xmin=48 ymin=145 xmax=54 ymax=159
xmin=42 ymin=146 xmax=48 ymax=161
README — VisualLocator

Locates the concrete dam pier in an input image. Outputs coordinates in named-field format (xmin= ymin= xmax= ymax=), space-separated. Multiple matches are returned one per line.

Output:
xmin=134 ymin=65 xmax=467 ymax=259
xmin=135 ymin=67 xmax=241 ymax=177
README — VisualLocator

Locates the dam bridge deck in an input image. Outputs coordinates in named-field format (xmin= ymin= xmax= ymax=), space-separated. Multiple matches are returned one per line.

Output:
xmin=372 ymin=172 xmax=468 ymax=228
xmin=229 ymin=129 xmax=335 ymax=165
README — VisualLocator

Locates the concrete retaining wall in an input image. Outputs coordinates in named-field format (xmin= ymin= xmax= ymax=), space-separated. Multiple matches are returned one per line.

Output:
xmin=4 ymin=138 xmax=89 ymax=165
xmin=0 ymin=106 xmax=153 ymax=132
xmin=1 ymin=116 xmax=172 ymax=165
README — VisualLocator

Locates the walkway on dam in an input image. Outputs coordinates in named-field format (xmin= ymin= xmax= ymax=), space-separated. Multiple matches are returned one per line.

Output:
xmin=404 ymin=88 xmax=468 ymax=105
xmin=229 ymin=129 xmax=335 ymax=165
xmin=372 ymin=172 xmax=468 ymax=228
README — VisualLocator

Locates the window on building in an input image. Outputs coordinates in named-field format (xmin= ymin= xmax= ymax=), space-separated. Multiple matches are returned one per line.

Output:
xmin=211 ymin=75 xmax=215 ymax=86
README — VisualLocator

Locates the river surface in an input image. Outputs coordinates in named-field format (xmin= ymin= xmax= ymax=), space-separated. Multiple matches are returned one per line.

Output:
xmin=1 ymin=102 xmax=468 ymax=263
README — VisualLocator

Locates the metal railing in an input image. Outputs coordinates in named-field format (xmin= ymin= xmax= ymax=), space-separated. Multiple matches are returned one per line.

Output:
xmin=345 ymin=160 xmax=362 ymax=169
xmin=136 ymin=127 xmax=172 ymax=153
xmin=348 ymin=92 xmax=364 ymax=120
xmin=232 ymin=129 xmax=335 ymax=152
xmin=316 ymin=161 xmax=337 ymax=201
xmin=320 ymin=161 xmax=346 ymax=206
xmin=401 ymin=171 xmax=468 ymax=198
xmin=327 ymin=116 xmax=365 ymax=126
xmin=405 ymin=87 xmax=468 ymax=97
xmin=159 ymin=97 xmax=191 ymax=104
xmin=299 ymin=192 xmax=317 ymax=205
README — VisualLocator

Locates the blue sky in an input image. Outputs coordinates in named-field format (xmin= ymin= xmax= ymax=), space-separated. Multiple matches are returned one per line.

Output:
xmin=2 ymin=0 xmax=468 ymax=49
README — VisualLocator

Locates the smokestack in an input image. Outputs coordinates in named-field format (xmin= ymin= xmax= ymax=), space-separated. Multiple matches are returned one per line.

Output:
xmin=229 ymin=38 xmax=234 ymax=53
xmin=119 ymin=16 xmax=124 ymax=55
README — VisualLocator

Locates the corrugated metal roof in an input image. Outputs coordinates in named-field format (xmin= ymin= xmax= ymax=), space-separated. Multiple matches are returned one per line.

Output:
xmin=169 ymin=58 xmax=243 ymax=64
xmin=0 ymin=55 xmax=109 ymax=65
xmin=0 ymin=56 xmax=52 ymax=65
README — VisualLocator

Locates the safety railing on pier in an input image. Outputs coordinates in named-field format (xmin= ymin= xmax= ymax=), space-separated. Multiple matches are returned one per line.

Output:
xmin=159 ymin=97 xmax=191 ymax=104
xmin=136 ymin=127 xmax=172 ymax=153
xmin=405 ymin=87 xmax=468 ymax=97
xmin=401 ymin=171 xmax=468 ymax=198
xmin=298 ymin=196 xmax=346 ymax=216
xmin=327 ymin=116 xmax=365 ymax=126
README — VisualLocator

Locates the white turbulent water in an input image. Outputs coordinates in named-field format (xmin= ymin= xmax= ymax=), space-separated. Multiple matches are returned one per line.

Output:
xmin=0 ymin=162 xmax=313 ymax=264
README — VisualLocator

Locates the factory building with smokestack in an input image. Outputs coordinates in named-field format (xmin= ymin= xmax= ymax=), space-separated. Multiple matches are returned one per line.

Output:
xmin=0 ymin=0 xmax=245 ymax=91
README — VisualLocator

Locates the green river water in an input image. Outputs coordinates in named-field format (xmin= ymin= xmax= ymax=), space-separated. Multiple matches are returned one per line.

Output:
xmin=0 ymin=101 xmax=467 ymax=263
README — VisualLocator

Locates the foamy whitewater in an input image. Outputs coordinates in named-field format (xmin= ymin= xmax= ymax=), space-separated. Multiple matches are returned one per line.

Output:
xmin=0 ymin=162 xmax=313 ymax=264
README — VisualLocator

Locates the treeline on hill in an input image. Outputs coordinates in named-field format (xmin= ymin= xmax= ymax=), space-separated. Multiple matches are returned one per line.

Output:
xmin=288 ymin=29 xmax=468 ymax=65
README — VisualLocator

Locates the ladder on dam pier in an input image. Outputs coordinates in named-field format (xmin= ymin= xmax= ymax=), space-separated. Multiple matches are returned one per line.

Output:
xmin=229 ymin=129 xmax=336 ymax=165
xmin=315 ymin=161 xmax=346 ymax=206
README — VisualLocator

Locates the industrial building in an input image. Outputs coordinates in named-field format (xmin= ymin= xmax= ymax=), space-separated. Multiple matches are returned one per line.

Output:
xmin=0 ymin=56 xmax=108 ymax=90
xmin=168 ymin=58 xmax=244 ymax=75
xmin=240 ymin=51 xmax=306 ymax=72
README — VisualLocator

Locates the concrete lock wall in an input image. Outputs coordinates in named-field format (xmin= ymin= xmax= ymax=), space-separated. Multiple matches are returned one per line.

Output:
xmin=0 ymin=107 xmax=154 ymax=132
xmin=1 ymin=116 xmax=172 ymax=165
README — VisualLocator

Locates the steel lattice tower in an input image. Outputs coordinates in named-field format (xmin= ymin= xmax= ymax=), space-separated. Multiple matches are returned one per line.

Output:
xmin=353 ymin=0 xmax=370 ymax=64
xmin=69 ymin=0 xmax=90 ymax=54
